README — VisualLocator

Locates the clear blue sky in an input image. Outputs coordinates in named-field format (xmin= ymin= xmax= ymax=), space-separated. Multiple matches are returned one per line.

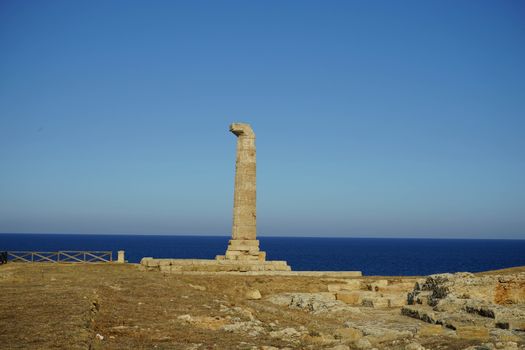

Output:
xmin=1 ymin=0 xmax=524 ymax=239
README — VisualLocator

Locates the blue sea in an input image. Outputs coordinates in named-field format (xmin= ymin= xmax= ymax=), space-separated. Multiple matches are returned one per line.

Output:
xmin=1 ymin=233 xmax=524 ymax=276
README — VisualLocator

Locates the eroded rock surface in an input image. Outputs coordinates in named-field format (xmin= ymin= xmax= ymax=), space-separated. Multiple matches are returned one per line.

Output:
xmin=267 ymin=292 xmax=360 ymax=314
xmin=403 ymin=271 xmax=525 ymax=347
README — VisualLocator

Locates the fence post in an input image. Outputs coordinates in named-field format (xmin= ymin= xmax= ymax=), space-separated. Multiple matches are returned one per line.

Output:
xmin=117 ymin=250 xmax=125 ymax=263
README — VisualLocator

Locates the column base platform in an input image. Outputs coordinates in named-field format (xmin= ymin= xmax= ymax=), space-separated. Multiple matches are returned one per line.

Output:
xmin=140 ymin=257 xmax=291 ymax=272
xmin=217 ymin=239 xmax=266 ymax=262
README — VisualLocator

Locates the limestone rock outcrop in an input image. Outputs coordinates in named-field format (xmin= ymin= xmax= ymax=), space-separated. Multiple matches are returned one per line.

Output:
xmin=325 ymin=278 xmax=422 ymax=309
xmin=267 ymin=292 xmax=359 ymax=314
xmin=402 ymin=271 xmax=525 ymax=338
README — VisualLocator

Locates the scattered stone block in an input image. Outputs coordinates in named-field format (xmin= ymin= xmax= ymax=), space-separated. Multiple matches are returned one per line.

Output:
xmin=362 ymin=296 xmax=389 ymax=308
xmin=336 ymin=291 xmax=363 ymax=305
xmin=245 ymin=289 xmax=262 ymax=300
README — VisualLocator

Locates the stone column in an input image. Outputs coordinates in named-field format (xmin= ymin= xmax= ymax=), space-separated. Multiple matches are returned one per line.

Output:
xmin=217 ymin=123 xmax=265 ymax=261
xmin=231 ymin=123 xmax=257 ymax=240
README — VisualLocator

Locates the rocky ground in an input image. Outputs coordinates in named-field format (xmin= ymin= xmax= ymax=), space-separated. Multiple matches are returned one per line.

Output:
xmin=0 ymin=263 xmax=523 ymax=350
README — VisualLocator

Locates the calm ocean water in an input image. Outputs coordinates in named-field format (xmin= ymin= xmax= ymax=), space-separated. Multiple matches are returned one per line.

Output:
xmin=1 ymin=233 xmax=524 ymax=276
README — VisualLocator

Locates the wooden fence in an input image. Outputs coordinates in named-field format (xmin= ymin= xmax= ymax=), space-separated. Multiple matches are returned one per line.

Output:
xmin=5 ymin=251 xmax=113 ymax=263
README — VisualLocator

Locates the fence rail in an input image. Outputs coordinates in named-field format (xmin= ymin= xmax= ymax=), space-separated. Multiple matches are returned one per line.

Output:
xmin=5 ymin=251 xmax=113 ymax=263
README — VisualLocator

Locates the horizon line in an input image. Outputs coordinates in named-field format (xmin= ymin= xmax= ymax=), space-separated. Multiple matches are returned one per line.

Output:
xmin=0 ymin=232 xmax=523 ymax=241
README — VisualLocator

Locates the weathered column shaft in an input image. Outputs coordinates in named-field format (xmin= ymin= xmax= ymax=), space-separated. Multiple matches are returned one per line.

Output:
xmin=215 ymin=122 xmax=289 ymax=268
xmin=231 ymin=124 xmax=257 ymax=240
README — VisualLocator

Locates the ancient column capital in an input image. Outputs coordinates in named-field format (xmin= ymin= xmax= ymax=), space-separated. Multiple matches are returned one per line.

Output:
xmin=230 ymin=123 xmax=255 ymax=138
